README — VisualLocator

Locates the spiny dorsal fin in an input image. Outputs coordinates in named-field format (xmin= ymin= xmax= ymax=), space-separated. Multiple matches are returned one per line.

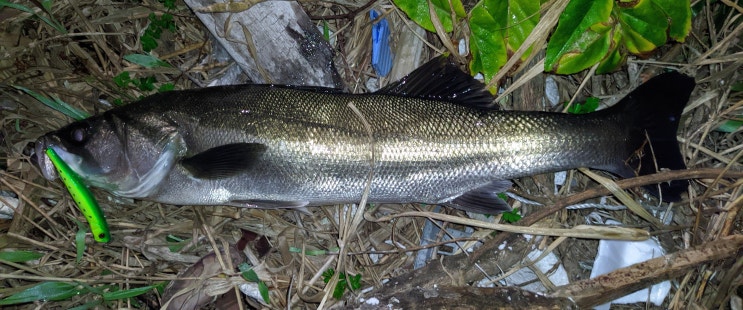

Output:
xmin=375 ymin=57 xmax=496 ymax=110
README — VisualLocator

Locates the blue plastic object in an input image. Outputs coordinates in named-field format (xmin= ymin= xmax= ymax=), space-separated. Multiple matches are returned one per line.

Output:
xmin=370 ymin=10 xmax=394 ymax=77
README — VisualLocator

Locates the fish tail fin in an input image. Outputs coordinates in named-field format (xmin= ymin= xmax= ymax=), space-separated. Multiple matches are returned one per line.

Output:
xmin=610 ymin=71 xmax=695 ymax=202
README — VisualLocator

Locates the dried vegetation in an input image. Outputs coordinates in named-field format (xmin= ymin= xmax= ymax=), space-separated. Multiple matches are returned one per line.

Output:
xmin=0 ymin=0 xmax=742 ymax=309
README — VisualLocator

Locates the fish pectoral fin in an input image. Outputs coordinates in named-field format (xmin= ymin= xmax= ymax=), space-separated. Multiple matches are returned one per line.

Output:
xmin=181 ymin=143 xmax=267 ymax=179
xmin=444 ymin=180 xmax=513 ymax=214
xmin=229 ymin=199 xmax=310 ymax=209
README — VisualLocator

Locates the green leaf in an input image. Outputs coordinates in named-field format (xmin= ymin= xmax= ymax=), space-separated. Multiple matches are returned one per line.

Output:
xmin=166 ymin=235 xmax=188 ymax=252
xmin=158 ymin=83 xmax=175 ymax=92
xmin=0 ymin=251 xmax=44 ymax=262
xmin=133 ymin=76 xmax=157 ymax=91
xmin=615 ymin=0 xmax=668 ymax=55
xmin=141 ymin=35 xmax=158 ymax=52
xmin=160 ymin=0 xmax=176 ymax=10
xmin=258 ymin=281 xmax=270 ymax=303
xmin=469 ymin=0 xmax=539 ymax=81
xmin=717 ymin=118 xmax=743 ymax=133
xmin=239 ymin=263 xmax=260 ymax=282
xmin=348 ymin=274 xmax=362 ymax=291
xmin=123 ymin=54 xmax=172 ymax=68
xmin=392 ymin=0 xmax=465 ymax=32
xmin=547 ymin=0 xmax=690 ymax=74
xmin=567 ymin=97 xmax=600 ymax=114
xmin=332 ymin=280 xmax=346 ymax=299
xmin=501 ymin=208 xmax=521 ymax=223
xmin=651 ymin=0 xmax=691 ymax=42
xmin=40 ymin=0 xmax=53 ymax=11
xmin=113 ymin=72 xmax=132 ymax=88
xmin=322 ymin=268 xmax=335 ymax=283
xmin=0 ymin=282 xmax=84 ymax=305
xmin=595 ymin=27 xmax=625 ymax=74
xmin=74 ymin=219 xmax=86 ymax=264
xmin=13 ymin=85 xmax=89 ymax=120
xmin=545 ymin=0 xmax=613 ymax=74
xmin=730 ymin=81 xmax=743 ymax=92
xmin=323 ymin=20 xmax=330 ymax=42
xmin=103 ymin=284 xmax=163 ymax=300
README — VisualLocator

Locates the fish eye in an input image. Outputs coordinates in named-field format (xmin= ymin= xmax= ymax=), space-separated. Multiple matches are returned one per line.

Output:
xmin=67 ymin=124 xmax=90 ymax=144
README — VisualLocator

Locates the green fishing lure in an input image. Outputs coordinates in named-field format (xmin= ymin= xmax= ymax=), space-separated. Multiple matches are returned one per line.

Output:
xmin=45 ymin=148 xmax=110 ymax=243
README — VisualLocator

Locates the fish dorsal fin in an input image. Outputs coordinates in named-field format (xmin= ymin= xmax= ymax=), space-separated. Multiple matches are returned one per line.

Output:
xmin=181 ymin=143 xmax=267 ymax=179
xmin=375 ymin=57 xmax=496 ymax=110
xmin=444 ymin=180 xmax=513 ymax=214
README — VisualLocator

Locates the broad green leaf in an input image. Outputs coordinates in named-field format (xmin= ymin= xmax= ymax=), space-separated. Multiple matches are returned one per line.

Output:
xmin=596 ymin=27 xmax=625 ymax=74
xmin=392 ymin=0 xmax=465 ymax=32
xmin=652 ymin=0 xmax=691 ymax=42
xmin=0 ymin=251 xmax=44 ymax=262
xmin=0 ymin=282 xmax=84 ymax=305
xmin=545 ymin=0 xmax=613 ymax=74
xmin=123 ymin=54 xmax=172 ymax=68
xmin=103 ymin=284 xmax=163 ymax=300
xmin=469 ymin=0 xmax=539 ymax=81
xmin=616 ymin=0 xmax=668 ymax=55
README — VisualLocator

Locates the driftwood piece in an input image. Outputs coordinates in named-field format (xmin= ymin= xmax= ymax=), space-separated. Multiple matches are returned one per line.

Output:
xmin=183 ymin=0 xmax=342 ymax=87
xmin=550 ymin=234 xmax=743 ymax=308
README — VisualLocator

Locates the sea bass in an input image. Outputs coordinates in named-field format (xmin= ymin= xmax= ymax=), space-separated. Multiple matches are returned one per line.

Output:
xmin=33 ymin=58 xmax=695 ymax=213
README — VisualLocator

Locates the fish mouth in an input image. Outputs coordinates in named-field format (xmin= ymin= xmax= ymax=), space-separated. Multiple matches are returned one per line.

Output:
xmin=32 ymin=135 xmax=60 ymax=181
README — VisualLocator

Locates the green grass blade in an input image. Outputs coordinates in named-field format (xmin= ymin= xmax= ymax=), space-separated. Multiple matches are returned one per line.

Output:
xmin=0 ymin=0 xmax=67 ymax=33
xmin=0 ymin=282 xmax=85 ymax=305
xmin=0 ymin=250 xmax=44 ymax=262
xmin=103 ymin=283 xmax=163 ymax=300
xmin=13 ymin=86 xmax=89 ymax=120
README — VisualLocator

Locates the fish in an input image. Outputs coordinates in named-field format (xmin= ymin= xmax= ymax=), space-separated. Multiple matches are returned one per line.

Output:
xmin=32 ymin=57 xmax=695 ymax=214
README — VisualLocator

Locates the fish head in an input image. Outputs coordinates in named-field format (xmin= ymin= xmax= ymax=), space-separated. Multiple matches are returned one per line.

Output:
xmin=34 ymin=111 xmax=184 ymax=198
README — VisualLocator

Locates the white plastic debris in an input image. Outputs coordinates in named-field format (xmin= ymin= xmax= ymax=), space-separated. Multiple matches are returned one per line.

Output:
xmin=545 ymin=76 xmax=560 ymax=107
xmin=498 ymin=248 xmax=569 ymax=293
xmin=0 ymin=194 xmax=18 ymax=219
xmin=591 ymin=219 xmax=670 ymax=309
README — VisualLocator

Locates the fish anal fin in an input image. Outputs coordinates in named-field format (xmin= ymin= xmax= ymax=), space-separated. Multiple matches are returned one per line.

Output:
xmin=229 ymin=199 xmax=309 ymax=209
xmin=444 ymin=180 xmax=513 ymax=214
xmin=181 ymin=143 xmax=267 ymax=179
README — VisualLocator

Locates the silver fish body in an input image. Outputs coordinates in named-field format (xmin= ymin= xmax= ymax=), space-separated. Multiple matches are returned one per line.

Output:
xmin=34 ymin=59 xmax=695 ymax=213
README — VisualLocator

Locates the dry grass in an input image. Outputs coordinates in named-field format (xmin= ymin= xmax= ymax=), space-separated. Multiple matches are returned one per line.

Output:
xmin=1 ymin=0 xmax=742 ymax=309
